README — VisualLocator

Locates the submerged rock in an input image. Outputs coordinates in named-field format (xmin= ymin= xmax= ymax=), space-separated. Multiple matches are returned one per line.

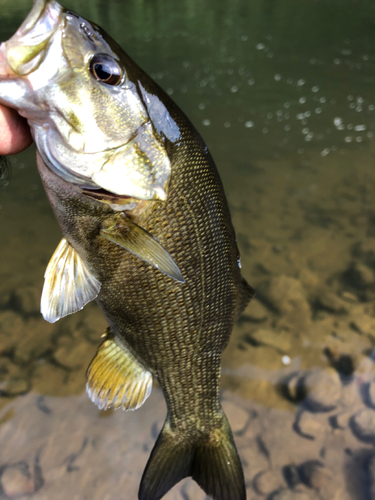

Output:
xmin=351 ymin=408 xmax=375 ymax=442
xmin=258 ymin=275 xmax=311 ymax=330
xmin=221 ymin=399 xmax=249 ymax=434
xmin=316 ymin=292 xmax=349 ymax=314
xmin=253 ymin=468 xmax=285 ymax=495
xmin=302 ymin=368 xmax=342 ymax=412
xmin=343 ymin=261 xmax=375 ymax=289
xmin=249 ymin=328 xmax=292 ymax=353
xmin=286 ymin=372 xmax=304 ymax=401
xmin=270 ymin=486 xmax=315 ymax=500
xmin=331 ymin=411 xmax=352 ymax=430
xmin=1 ymin=463 xmax=36 ymax=497
xmin=294 ymin=411 xmax=326 ymax=440
xmin=0 ymin=311 xmax=25 ymax=352
xmin=0 ymin=359 xmax=30 ymax=397
xmin=0 ymin=376 xmax=30 ymax=397
xmin=299 ymin=460 xmax=332 ymax=490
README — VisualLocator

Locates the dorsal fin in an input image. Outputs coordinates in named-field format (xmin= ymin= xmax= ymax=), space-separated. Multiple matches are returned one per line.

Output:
xmin=86 ymin=329 xmax=153 ymax=411
xmin=41 ymin=238 xmax=101 ymax=323
xmin=100 ymin=213 xmax=184 ymax=283
xmin=236 ymin=277 xmax=256 ymax=320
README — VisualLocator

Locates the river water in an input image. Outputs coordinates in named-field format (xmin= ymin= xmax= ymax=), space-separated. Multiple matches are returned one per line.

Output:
xmin=1 ymin=0 xmax=375 ymax=499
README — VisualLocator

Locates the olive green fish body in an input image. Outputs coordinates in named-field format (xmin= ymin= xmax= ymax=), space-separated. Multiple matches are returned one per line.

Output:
xmin=38 ymin=89 xmax=251 ymax=498
xmin=41 ymin=112 xmax=240 ymax=409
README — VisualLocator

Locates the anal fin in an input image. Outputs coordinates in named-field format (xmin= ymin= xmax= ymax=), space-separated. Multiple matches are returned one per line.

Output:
xmin=86 ymin=329 xmax=152 ymax=411
xmin=41 ymin=238 xmax=101 ymax=323
xmin=100 ymin=213 xmax=184 ymax=283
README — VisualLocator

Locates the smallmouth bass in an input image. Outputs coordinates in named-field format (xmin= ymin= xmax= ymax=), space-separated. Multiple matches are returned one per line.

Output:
xmin=0 ymin=1 xmax=254 ymax=499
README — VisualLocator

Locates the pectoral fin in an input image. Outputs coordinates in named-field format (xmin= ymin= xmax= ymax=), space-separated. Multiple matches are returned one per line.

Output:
xmin=41 ymin=238 xmax=101 ymax=323
xmin=86 ymin=329 xmax=152 ymax=411
xmin=100 ymin=214 xmax=184 ymax=283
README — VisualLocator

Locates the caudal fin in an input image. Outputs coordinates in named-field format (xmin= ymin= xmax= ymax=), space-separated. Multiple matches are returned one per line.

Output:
xmin=139 ymin=411 xmax=246 ymax=500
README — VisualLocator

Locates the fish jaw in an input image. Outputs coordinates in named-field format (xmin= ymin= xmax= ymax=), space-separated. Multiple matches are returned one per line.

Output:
xmin=2 ymin=0 xmax=63 ymax=77
xmin=0 ymin=0 xmax=64 ymax=111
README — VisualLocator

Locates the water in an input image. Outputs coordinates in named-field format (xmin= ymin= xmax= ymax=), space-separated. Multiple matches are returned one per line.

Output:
xmin=1 ymin=0 xmax=375 ymax=499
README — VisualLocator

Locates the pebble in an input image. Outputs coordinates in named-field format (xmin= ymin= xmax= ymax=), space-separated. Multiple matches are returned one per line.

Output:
xmin=1 ymin=463 xmax=35 ymax=497
xmin=249 ymin=328 xmax=291 ymax=353
xmin=302 ymin=368 xmax=341 ymax=412
xmin=332 ymin=411 xmax=352 ymax=429
xmin=351 ymin=408 xmax=375 ymax=441
xmin=13 ymin=318 xmax=54 ymax=364
xmin=222 ymin=400 xmax=249 ymax=434
xmin=340 ymin=291 xmax=359 ymax=303
xmin=32 ymin=364 xmax=67 ymax=395
xmin=340 ymin=377 xmax=362 ymax=414
xmin=260 ymin=275 xmax=311 ymax=329
xmin=253 ymin=468 xmax=285 ymax=495
xmin=286 ymin=372 xmax=303 ymax=400
xmin=0 ymin=311 xmax=24 ymax=351
xmin=344 ymin=261 xmax=375 ymax=289
xmin=299 ymin=268 xmax=320 ymax=293
xmin=0 ymin=359 xmax=30 ymax=397
xmin=0 ymin=377 xmax=30 ymax=397
xmin=295 ymin=411 xmax=326 ymax=439
xmin=13 ymin=286 xmax=40 ymax=315
xmin=270 ymin=486 xmax=314 ymax=500
xmin=239 ymin=439 xmax=269 ymax=478
xmin=53 ymin=339 xmax=93 ymax=371
xmin=351 ymin=315 xmax=375 ymax=340
xmin=354 ymin=356 xmax=375 ymax=379
xmin=242 ymin=298 xmax=268 ymax=322
xmin=299 ymin=460 xmax=332 ymax=490
xmin=316 ymin=292 xmax=349 ymax=314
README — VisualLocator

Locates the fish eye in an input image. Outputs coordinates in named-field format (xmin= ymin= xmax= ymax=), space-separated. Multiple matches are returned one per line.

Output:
xmin=89 ymin=54 xmax=123 ymax=85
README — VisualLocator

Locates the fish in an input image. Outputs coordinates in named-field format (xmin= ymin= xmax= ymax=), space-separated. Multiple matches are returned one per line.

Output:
xmin=0 ymin=1 xmax=254 ymax=499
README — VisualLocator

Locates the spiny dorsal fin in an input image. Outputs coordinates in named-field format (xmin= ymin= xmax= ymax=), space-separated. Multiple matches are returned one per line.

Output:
xmin=100 ymin=213 xmax=184 ymax=283
xmin=41 ymin=238 xmax=101 ymax=323
xmin=86 ymin=329 xmax=153 ymax=411
xmin=236 ymin=276 xmax=256 ymax=320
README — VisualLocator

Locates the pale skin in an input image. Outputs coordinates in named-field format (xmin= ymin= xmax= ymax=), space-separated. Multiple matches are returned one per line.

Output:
xmin=0 ymin=104 xmax=32 ymax=155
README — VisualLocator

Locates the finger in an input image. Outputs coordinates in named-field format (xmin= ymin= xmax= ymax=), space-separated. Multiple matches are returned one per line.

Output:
xmin=0 ymin=105 xmax=33 ymax=155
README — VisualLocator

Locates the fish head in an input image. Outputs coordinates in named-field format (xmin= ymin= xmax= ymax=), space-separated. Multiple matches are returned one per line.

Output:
xmin=0 ymin=0 xmax=180 ymax=200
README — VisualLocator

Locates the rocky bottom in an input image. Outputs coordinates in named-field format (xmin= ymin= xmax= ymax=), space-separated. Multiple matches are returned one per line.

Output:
xmin=1 ymin=148 xmax=375 ymax=499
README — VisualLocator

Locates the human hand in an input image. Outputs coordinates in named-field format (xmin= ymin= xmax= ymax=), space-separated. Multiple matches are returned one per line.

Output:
xmin=0 ymin=104 xmax=33 ymax=155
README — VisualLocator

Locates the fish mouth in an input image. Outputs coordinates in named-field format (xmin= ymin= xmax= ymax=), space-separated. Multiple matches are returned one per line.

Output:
xmin=0 ymin=0 xmax=63 ymax=77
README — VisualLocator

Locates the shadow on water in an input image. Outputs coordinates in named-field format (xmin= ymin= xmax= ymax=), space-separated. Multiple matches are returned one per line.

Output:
xmin=1 ymin=0 xmax=375 ymax=499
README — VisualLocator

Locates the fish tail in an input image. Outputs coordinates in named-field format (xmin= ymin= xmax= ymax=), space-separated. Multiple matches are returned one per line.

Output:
xmin=139 ymin=410 xmax=246 ymax=500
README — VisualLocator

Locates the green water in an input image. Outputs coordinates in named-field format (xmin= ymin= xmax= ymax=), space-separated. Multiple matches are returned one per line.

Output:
xmin=1 ymin=1 xmax=375 ymax=499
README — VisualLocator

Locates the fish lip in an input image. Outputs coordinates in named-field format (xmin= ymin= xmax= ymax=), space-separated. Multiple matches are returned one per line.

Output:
xmin=1 ymin=0 xmax=64 ymax=76
xmin=0 ymin=43 xmax=14 ymax=78
xmin=12 ymin=0 xmax=59 ymax=40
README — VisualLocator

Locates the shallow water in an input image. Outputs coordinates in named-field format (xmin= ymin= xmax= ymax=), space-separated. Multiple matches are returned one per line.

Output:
xmin=1 ymin=0 xmax=375 ymax=499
